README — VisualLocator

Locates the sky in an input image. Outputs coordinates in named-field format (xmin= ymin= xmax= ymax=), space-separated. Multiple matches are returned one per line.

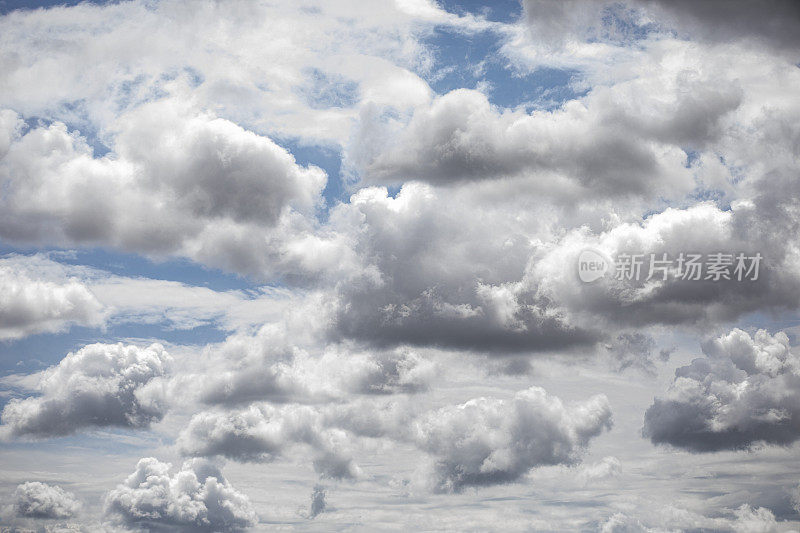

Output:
xmin=0 ymin=0 xmax=800 ymax=531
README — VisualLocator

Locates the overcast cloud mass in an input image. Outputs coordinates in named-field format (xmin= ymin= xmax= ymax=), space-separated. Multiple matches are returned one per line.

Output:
xmin=0 ymin=0 xmax=799 ymax=530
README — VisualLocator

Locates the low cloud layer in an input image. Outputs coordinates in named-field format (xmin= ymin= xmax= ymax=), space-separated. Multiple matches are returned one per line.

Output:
xmin=178 ymin=385 xmax=612 ymax=491
xmin=1 ymin=342 xmax=171 ymax=438
xmin=0 ymin=101 xmax=335 ymax=279
xmin=104 ymin=457 xmax=257 ymax=532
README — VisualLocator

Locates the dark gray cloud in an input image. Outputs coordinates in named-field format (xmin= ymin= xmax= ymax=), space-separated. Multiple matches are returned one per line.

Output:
xmin=1 ymin=343 xmax=170 ymax=438
xmin=326 ymin=183 xmax=602 ymax=354
xmin=307 ymin=485 xmax=326 ymax=519
xmin=644 ymin=328 xmax=800 ymax=452
xmin=637 ymin=0 xmax=800 ymax=52
xmin=12 ymin=482 xmax=80 ymax=519
xmin=524 ymin=0 xmax=800 ymax=52
xmin=104 ymin=457 xmax=257 ymax=532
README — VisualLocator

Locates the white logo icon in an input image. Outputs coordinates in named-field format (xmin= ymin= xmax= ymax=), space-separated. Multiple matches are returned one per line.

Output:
xmin=578 ymin=249 xmax=612 ymax=283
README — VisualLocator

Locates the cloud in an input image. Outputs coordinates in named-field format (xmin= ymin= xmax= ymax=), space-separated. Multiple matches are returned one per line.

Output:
xmin=179 ymin=385 xmax=612 ymax=491
xmin=104 ymin=457 xmax=257 ymax=532
xmin=177 ymin=404 xmax=362 ymax=480
xmin=636 ymin=0 xmax=800 ymax=52
xmin=577 ymin=456 xmax=621 ymax=485
xmin=643 ymin=328 xmax=800 ymax=452
xmin=0 ymin=260 xmax=105 ymax=340
xmin=0 ymin=0 xmax=451 ymax=142
xmin=192 ymin=320 xmax=436 ymax=406
xmin=327 ymin=183 xmax=601 ymax=354
xmin=12 ymin=482 xmax=81 ymax=519
xmin=522 ymin=0 xmax=800 ymax=52
xmin=307 ymin=485 xmax=326 ymax=519
xmin=0 ymin=101 xmax=341 ymax=280
xmin=413 ymin=386 xmax=612 ymax=492
xmin=357 ymin=87 xmax=714 ymax=197
xmin=599 ymin=503 xmax=786 ymax=533
xmin=327 ymin=179 xmax=800 ymax=354
xmin=1 ymin=342 xmax=171 ymax=438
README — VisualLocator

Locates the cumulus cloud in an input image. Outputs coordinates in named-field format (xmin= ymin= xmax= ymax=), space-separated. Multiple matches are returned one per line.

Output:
xmin=1 ymin=342 xmax=171 ymax=438
xmin=325 ymin=177 xmax=800 ymax=354
xmin=0 ymin=260 xmax=104 ymax=340
xmin=179 ymin=385 xmax=612 ymax=491
xmin=358 ymin=87 xmax=706 ymax=197
xmin=12 ymin=482 xmax=81 ymax=519
xmin=0 ymin=101 xmax=342 ymax=280
xmin=178 ymin=404 xmax=363 ymax=480
xmin=413 ymin=386 xmax=612 ymax=492
xmin=326 ymin=183 xmax=601 ymax=353
xmin=643 ymin=329 xmax=800 ymax=452
xmin=104 ymin=457 xmax=257 ymax=532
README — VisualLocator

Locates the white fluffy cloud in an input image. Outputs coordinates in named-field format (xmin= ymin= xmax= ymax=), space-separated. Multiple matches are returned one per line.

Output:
xmin=413 ymin=386 xmax=612 ymax=492
xmin=12 ymin=481 xmax=81 ymax=519
xmin=104 ymin=457 xmax=257 ymax=532
xmin=0 ymin=261 xmax=104 ymax=340
xmin=644 ymin=328 xmax=800 ymax=451
xmin=1 ymin=342 xmax=171 ymax=438
xmin=0 ymin=100 xmax=344 ymax=279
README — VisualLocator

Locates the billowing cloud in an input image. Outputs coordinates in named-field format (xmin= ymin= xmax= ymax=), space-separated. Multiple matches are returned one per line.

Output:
xmin=12 ymin=481 xmax=81 ymax=519
xmin=413 ymin=386 xmax=612 ymax=492
xmin=327 ymin=183 xmax=601 ymax=353
xmin=1 ymin=342 xmax=171 ymax=438
xmin=644 ymin=329 xmax=800 ymax=452
xmin=0 ymin=101 xmax=341 ymax=280
xmin=104 ymin=457 xmax=257 ymax=532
